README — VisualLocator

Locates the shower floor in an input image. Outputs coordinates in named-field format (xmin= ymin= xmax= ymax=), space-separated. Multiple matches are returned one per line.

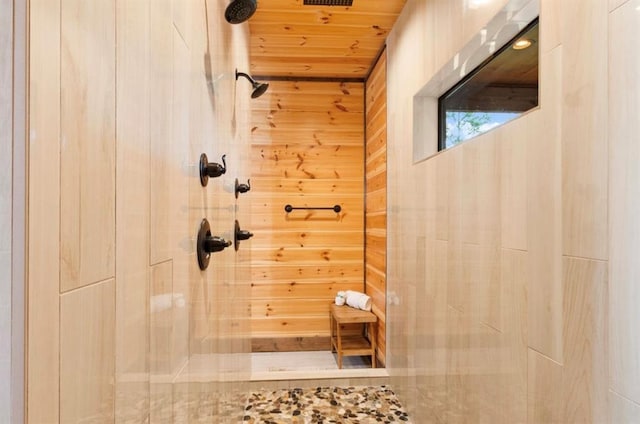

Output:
xmin=243 ymin=385 xmax=412 ymax=423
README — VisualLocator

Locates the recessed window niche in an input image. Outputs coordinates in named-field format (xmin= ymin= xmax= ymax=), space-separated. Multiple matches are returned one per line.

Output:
xmin=413 ymin=0 xmax=540 ymax=162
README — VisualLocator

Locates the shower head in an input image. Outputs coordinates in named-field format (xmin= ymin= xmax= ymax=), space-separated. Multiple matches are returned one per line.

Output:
xmin=225 ymin=0 xmax=257 ymax=24
xmin=235 ymin=70 xmax=269 ymax=99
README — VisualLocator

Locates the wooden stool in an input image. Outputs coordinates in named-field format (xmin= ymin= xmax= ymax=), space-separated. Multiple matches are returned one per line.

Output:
xmin=329 ymin=303 xmax=377 ymax=369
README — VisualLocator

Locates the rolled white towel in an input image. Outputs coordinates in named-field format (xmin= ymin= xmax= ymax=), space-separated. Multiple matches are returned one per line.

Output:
xmin=345 ymin=290 xmax=372 ymax=311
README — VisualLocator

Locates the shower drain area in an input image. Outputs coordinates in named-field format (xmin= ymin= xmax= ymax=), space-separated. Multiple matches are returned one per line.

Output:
xmin=242 ymin=386 xmax=412 ymax=423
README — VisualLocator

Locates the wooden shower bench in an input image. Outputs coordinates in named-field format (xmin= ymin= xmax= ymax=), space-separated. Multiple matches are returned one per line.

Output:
xmin=329 ymin=303 xmax=377 ymax=369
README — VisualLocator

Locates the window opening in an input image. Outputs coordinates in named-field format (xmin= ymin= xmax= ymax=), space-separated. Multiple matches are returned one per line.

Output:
xmin=438 ymin=18 xmax=539 ymax=150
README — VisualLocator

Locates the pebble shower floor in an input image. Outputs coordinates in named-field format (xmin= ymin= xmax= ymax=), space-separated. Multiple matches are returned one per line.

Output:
xmin=242 ymin=385 xmax=412 ymax=423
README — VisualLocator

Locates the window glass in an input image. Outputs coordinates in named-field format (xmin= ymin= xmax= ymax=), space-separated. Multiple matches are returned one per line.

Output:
xmin=438 ymin=19 xmax=539 ymax=150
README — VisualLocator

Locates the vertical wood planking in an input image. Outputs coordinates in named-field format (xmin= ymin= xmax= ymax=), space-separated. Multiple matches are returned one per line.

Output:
xmin=527 ymin=349 xmax=563 ymax=423
xmin=445 ymin=305 xmax=470 ymax=424
xmin=462 ymin=133 xmax=499 ymax=248
xmin=169 ymin=26 xmax=190 ymax=374
xmin=500 ymin=249 xmax=528 ymax=423
xmin=462 ymin=134 xmax=501 ymax=330
xmin=446 ymin=149 xmax=465 ymax=313
xmin=60 ymin=281 xmax=116 ymax=423
xmin=609 ymin=0 xmax=640 ymax=407
xmin=171 ymin=0 xmax=189 ymax=46
xmin=539 ymin=0 xmax=562 ymax=53
xmin=499 ymin=118 xmax=527 ymax=251
xmin=150 ymin=260 xmax=173 ymax=423
xmin=610 ymin=391 xmax=640 ymax=424
xmin=365 ymin=50 xmax=387 ymax=365
xmin=115 ymin=0 xmax=151 ymax=421
xmin=561 ymin=257 xmax=608 ymax=423
xmin=561 ymin=0 xmax=608 ymax=260
xmin=527 ymin=47 xmax=563 ymax=363
xmin=27 ymin=0 xmax=61 ymax=420
xmin=149 ymin=0 xmax=173 ymax=266
xmin=60 ymin=0 xmax=116 ymax=292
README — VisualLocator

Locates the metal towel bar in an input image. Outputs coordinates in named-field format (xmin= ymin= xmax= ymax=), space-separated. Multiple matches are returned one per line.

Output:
xmin=284 ymin=204 xmax=341 ymax=213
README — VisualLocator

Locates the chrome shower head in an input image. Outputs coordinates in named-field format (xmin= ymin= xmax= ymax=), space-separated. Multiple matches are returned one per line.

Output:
xmin=225 ymin=0 xmax=257 ymax=24
xmin=235 ymin=70 xmax=269 ymax=99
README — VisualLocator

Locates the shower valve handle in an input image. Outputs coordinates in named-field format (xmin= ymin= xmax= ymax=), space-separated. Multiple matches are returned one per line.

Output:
xmin=234 ymin=220 xmax=254 ymax=251
xmin=197 ymin=219 xmax=232 ymax=270
xmin=199 ymin=153 xmax=226 ymax=186
xmin=203 ymin=236 xmax=232 ymax=253
xmin=236 ymin=229 xmax=253 ymax=241
xmin=235 ymin=178 xmax=251 ymax=198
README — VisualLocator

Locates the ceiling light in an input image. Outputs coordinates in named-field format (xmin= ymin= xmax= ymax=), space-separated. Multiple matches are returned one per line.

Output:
xmin=512 ymin=38 xmax=533 ymax=50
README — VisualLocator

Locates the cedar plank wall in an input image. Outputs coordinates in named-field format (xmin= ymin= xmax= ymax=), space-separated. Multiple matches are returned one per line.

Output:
xmin=365 ymin=50 xmax=387 ymax=366
xmin=250 ymin=81 xmax=365 ymax=349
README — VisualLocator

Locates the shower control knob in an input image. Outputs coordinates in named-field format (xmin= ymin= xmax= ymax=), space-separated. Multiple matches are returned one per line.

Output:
xmin=235 ymin=178 xmax=251 ymax=198
xmin=199 ymin=153 xmax=226 ymax=186
xmin=197 ymin=219 xmax=232 ymax=270
xmin=203 ymin=236 xmax=232 ymax=253
xmin=234 ymin=220 xmax=254 ymax=251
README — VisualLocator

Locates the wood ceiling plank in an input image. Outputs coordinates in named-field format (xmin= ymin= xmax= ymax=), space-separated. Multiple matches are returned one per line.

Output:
xmin=251 ymin=81 xmax=364 ymax=94
xmin=251 ymin=34 xmax=383 ymax=50
xmin=253 ymin=44 xmax=379 ymax=58
xmin=251 ymin=10 xmax=401 ymax=27
xmin=256 ymin=0 xmax=407 ymax=15
xmin=250 ymin=58 xmax=372 ymax=77
xmin=249 ymin=1 xmax=406 ymax=81
xmin=249 ymin=22 xmax=390 ymax=37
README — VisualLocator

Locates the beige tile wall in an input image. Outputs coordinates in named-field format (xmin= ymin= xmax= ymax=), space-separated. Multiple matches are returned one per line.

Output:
xmin=386 ymin=0 xmax=640 ymax=421
xmin=609 ymin=0 xmax=640 ymax=414
xmin=0 ymin=0 xmax=13 ymax=420
xmin=28 ymin=0 xmax=61 ymax=420
xmin=115 ymin=0 xmax=151 ymax=419
xmin=27 ymin=0 xmax=253 ymax=422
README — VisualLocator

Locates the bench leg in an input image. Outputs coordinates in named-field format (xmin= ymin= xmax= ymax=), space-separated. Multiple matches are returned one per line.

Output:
xmin=336 ymin=322 xmax=343 ymax=369
xmin=329 ymin=312 xmax=335 ymax=353
xmin=370 ymin=322 xmax=377 ymax=369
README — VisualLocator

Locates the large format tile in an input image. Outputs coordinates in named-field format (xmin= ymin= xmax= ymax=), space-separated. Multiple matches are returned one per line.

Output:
xmin=499 ymin=118 xmax=527 ymax=251
xmin=540 ymin=0 xmax=562 ymax=53
xmin=560 ymin=0 xmax=608 ymax=260
xmin=527 ymin=48 xmax=563 ymax=363
xmin=60 ymin=0 xmax=116 ymax=292
xmin=561 ymin=257 xmax=608 ymax=423
xmin=115 ymin=0 xmax=151 ymax=421
xmin=609 ymin=0 xmax=640 ymax=406
xmin=610 ymin=391 xmax=640 ymax=424
xmin=609 ymin=0 xmax=630 ymax=11
xmin=149 ymin=0 xmax=174 ymax=265
xmin=499 ymin=249 xmax=528 ymax=423
xmin=60 ymin=280 xmax=116 ymax=423
xmin=27 ymin=0 xmax=61 ymax=420
xmin=527 ymin=349 xmax=562 ymax=423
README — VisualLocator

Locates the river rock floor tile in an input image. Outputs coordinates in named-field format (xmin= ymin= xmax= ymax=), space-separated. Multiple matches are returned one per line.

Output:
xmin=242 ymin=385 xmax=412 ymax=423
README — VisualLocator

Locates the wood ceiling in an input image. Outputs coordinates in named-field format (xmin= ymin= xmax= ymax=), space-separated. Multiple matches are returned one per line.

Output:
xmin=248 ymin=0 xmax=407 ymax=79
